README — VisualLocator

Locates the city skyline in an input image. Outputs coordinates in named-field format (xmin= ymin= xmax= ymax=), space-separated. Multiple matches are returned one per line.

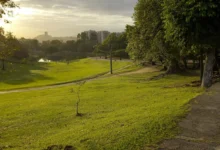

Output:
xmin=0 ymin=0 xmax=137 ymax=38
xmin=34 ymin=30 xmax=122 ymax=44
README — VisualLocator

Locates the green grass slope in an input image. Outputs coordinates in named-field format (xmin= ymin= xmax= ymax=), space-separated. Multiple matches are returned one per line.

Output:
xmin=0 ymin=71 xmax=202 ymax=150
xmin=0 ymin=58 xmax=131 ymax=91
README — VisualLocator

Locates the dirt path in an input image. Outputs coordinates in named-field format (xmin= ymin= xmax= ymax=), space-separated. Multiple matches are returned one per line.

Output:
xmin=119 ymin=67 xmax=159 ymax=76
xmin=0 ymin=72 xmax=108 ymax=95
xmin=0 ymin=66 xmax=158 ymax=95
xmin=159 ymin=83 xmax=220 ymax=150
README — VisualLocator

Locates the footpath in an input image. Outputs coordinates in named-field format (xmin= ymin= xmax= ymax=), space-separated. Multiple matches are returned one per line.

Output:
xmin=159 ymin=83 xmax=220 ymax=150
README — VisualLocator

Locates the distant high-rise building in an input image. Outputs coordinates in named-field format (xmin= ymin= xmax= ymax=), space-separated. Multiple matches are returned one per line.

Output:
xmin=84 ymin=30 xmax=97 ymax=40
xmin=97 ymin=31 xmax=110 ymax=43
xmin=78 ymin=30 xmax=110 ymax=43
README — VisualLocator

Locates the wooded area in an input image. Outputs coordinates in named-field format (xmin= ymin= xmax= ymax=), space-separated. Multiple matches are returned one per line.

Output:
xmin=126 ymin=0 xmax=220 ymax=88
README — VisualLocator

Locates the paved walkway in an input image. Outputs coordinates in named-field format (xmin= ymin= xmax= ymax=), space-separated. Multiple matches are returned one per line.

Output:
xmin=159 ymin=83 xmax=220 ymax=150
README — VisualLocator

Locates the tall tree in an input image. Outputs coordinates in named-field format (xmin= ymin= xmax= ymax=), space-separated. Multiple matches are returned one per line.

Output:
xmin=0 ymin=29 xmax=19 ymax=70
xmin=80 ymin=32 xmax=88 ymax=41
xmin=126 ymin=0 xmax=180 ymax=73
xmin=163 ymin=0 xmax=220 ymax=87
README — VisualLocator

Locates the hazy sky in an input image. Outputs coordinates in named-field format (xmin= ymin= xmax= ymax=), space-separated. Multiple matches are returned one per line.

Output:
xmin=1 ymin=0 xmax=137 ymax=38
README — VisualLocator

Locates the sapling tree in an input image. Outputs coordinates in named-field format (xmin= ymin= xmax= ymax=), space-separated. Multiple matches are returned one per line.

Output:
xmin=71 ymin=81 xmax=86 ymax=116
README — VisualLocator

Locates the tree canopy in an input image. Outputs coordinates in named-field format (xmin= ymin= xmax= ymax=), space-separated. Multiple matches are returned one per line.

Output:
xmin=162 ymin=0 xmax=220 ymax=87
xmin=0 ymin=0 xmax=18 ymax=23
xmin=126 ymin=0 xmax=220 ymax=87
xmin=126 ymin=0 xmax=180 ymax=72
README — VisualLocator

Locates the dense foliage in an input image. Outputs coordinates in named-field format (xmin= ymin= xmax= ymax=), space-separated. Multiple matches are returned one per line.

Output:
xmin=127 ymin=0 xmax=220 ymax=87
xmin=18 ymin=33 xmax=99 ymax=62
xmin=126 ymin=0 xmax=182 ymax=72
xmin=0 ymin=28 xmax=25 ymax=70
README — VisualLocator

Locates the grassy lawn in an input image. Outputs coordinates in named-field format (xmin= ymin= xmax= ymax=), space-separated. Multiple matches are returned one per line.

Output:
xmin=0 ymin=71 xmax=202 ymax=150
xmin=0 ymin=58 xmax=131 ymax=91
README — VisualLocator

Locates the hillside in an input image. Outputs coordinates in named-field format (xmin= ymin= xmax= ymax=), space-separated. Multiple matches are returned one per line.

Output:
xmin=35 ymin=32 xmax=77 ymax=42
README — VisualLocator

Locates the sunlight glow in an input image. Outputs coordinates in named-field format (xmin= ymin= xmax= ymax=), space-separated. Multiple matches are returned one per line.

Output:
xmin=17 ymin=7 xmax=35 ymax=16
xmin=0 ymin=20 xmax=4 ymax=27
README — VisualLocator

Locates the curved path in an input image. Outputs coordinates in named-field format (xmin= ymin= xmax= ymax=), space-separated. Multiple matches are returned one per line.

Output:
xmin=0 ymin=66 xmax=159 ymax=95
xmin=0 ymin=72 xmax=107 ymax=95
xmin=118 ymin=67 xmax=159 ymax=76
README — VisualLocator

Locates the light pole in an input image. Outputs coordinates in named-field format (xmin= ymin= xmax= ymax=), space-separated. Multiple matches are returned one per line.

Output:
xmin=110 ymin=44 xmax=113 ymax=74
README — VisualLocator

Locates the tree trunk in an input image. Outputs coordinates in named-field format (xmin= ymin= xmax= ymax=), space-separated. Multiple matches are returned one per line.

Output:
xmin=214 ymin=49 xmax=220 ymax=75
xmin=193 ymin=59 xmax=196 ymax=69
xmin=151 ymin=61 xmax=156 ymax=66
xmin=200 ymin=49 xmax=204 ymax=81
xmin=202 ymin=50 xmax=215 ymax=88
xmin=163 ymin=66 xmax=168 ymax=71
xmin=76 ymin=102 xmax=79 ymax=116
xmin=166 ymin=59 xmax=180 ymax=74
xmin=182 ymin=57 xmax=188 ymax=69
xmin=2 ymin=59 xmax=5 ymax=71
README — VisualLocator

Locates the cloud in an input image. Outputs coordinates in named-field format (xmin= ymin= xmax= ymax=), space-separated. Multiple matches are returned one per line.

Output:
xmin=4 ymin=0 xmax=137 ymax=38
xmin=16 ymin=0 xmax=137 ymax=16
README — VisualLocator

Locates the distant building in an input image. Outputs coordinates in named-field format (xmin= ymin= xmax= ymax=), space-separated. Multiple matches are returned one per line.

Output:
xmin=35 ymin=32 xmax=53 ymax=42
xmin=77 ymin=30 xmax=111 ymax=43
xmin=97 ymin=31 xmax=110 ymax=43
xmin=84 ymin=30 xmax=97 ymax=40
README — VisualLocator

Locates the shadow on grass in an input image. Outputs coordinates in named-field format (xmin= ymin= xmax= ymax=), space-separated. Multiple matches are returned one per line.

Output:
xmin=45 ymin=145 xmax=76 ymax=150
xmin=0 ymin=62 xmax=53 ymax=85
xmin=175 ymin=70 xmax=200 ymax=77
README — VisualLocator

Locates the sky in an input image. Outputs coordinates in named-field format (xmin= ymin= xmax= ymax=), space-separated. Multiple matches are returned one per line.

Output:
xmin=0 ymin=0 xmax=137 ymax=38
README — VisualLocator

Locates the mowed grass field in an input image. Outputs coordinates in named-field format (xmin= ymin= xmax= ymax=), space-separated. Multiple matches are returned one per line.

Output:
xmin=0 ymin=70 xmax=202 ymax=150
xmin=0 ymin=58 xmax=131 ymax=91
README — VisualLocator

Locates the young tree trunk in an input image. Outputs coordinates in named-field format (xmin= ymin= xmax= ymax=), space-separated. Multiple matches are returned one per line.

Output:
xmin=166 ymin=59 xmax=180 ymax=74
xmin=202 ymin=50 xmax=215 ymax=88
xmin=76 ymin=92 xmax=80 ymax=116
xmin=2 ymin=59 xmax=5 ymax=71
xmin=76 ymin=102 xmax=79 ymax=116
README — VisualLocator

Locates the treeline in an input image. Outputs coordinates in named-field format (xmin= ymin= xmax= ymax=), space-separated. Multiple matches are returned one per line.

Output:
xmin=22 ymin=36 xmax=98 ymax=62
xmin=21 ymin=31 xmax=129 ymax=62
xmin=0 ymin=29 xmax=99 ymax=70
xmin=0 ymin=27 xmax=129 ymax=70
xmin=126 ymin=0 xmax=220 ymax=88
